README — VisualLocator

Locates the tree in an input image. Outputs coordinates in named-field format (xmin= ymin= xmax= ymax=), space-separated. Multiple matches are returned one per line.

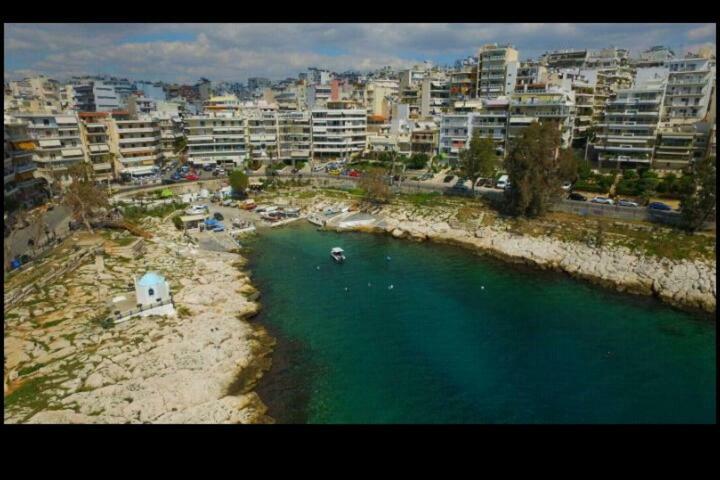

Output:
xmin=504 ymin=121 xmax=562 ymax=217
xmin=60 ymin=163 xmax=109 ymax=234
xmin=229 ymin=169 xmax=249 ymax=197
xmin=557 ymin=148 xmax=579 ymax=182
xmin=359 ymin=167 xmax=391 ymax=204
xmin=405 ymin=153 xmax=429 ymax=170
xmin=458 ymin=131 xmax=499 ymax=194
xmin=680 ymin=155 xmax=716 ymax=233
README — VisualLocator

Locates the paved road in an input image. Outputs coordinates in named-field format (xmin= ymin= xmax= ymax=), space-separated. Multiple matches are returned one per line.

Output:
xmin=7 ymin=205 xmax=73 ymax=260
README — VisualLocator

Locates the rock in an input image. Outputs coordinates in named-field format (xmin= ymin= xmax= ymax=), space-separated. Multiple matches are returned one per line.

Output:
xmin=391 ymin=228 xmax=406 ymax=239
xmin=84 ymin=372 xmax=107 ymax=390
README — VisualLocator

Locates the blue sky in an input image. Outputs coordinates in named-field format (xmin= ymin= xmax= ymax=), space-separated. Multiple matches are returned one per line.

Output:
xmin=4 ymin=23 xmax=716 ymax=83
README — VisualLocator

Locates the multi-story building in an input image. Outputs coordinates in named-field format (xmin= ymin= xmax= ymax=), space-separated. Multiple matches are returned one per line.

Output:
xmin=410 ymin=121 xmax=439 ymax=156
xmin=278 ymin=111 xmax=313 ymax=164
xmin=591 ymin=79 xmax=665 ymax=168
xmin=653 ymin=123 xmax=708 ymax=170
xmin=4 ymin=115 xmax=40 ymax=206
xmin=247 ymin=110 xmax=279 ymax=163
xmin=127 ymin=95 xmax=157 ymax=117
xmin=515 ymin=61 xmax=547 ymax=88
xmin=113 ymin=116 xmax=162 ymax=176
xmin=541 ymin=49 xmax=588 ymax=69
xmin=449 ymin=67 xmax=477 ymax=100
xmin=203 ymin=95 xmax=242 ymax=115
xmin=663 ymin=56 xmax=715 ymax=124
xmin=510 ymin=84 xmax=576 ymax=147
xmin=307 ymin=84 xmax=332 ymax=109
xmin=476 ymin=44 xmax=519 ymax=98
xmin=439 ymin=98 xmax=509 ymax=164
xmin=365 ymin=79 xmax=398 ymax=119
xmin=12 ymin=112 xmax=86 ymax=183
xmin=78 ymin=112 xmax=116 ymax=182
xmin=73 ymin=81 xmax=122 ymax=112
xmin=184 ymin=113 xmax=247 ymax=169
xmin=587 ymin=67 xmax=634 ymax=124
xmin=311 ymin=105 xmax=367 ymax=160
xmin=572 ymin=80 xmax=595 ymax=146
xmin=420 ymin=73 xmax=450 ymax=119
xmin=631 ymin=46 xmax=675 ymax=68
xmin=584 ymin=47 xmax=629 ymax=69
xmin=155 ymin=113 xmax=184 ymax=164
xmin=6 ymin=76 xmax=63 ymax=113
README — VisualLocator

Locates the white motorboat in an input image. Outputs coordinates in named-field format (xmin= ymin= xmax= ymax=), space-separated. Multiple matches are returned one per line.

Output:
xmin=307 ymin=215 xmax=325 ymax=227
xmin=330 ymin=247 xmax=346 ymax=263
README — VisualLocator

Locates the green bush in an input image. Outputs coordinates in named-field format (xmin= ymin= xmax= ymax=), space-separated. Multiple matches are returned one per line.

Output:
xmin=172 ymin=215 xmax=183 ymax=230
xmin=622 ymin=169 xmax=639 ymax=180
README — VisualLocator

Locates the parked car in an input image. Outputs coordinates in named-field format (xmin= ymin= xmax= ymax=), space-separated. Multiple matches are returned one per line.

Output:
xmin=348 ymin=169 xmax=361 ymax=177
xmin=496 ymin=175 xmax=509 ymax=189
xmin=591 ymin=196 xmax=614 ymax=205
xmin=212 ymin=170 xmax=220 ymax=177
xmin=222 ymin=199 xmax=234 ymax=207
xmin=212 ymin=224 xmax=225 ymax=232
xmin=186 ymin=173 xmax=199 ymax=181
xmin=203 ymin=164 xmax=215 ymax=172
xmin=561 ymin=181 xmax=573 ymax=191
xmin=186 ymin=205 xmax=209 ymax=215
xmin=617 ymin=199 xmax=639 ymax=208
xmin=217 ymin=167 xmax=226 ymax=175
xmin=568 ymin=192 xmax=587 ymax=202
xmin=648 ymin=202 xmax=672 ymax=211
xmin=213 ymin=212 xmax=224 ymax=221
xmin=328 ymin=169 xmax=341 ymax=176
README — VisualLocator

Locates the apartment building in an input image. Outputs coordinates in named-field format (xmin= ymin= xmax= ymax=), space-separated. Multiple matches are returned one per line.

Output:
xmin=73 ymin=81 xmax=122 ymax=112
xmin=476 ymin=44 xmax=519 ymax=98
xmin=572 ymin=80 xmax=595 ymax=146
xmin=127 ymin=95 xmax=157 ymax=117
xmin=311 ymin=106 xmax=367 ymax=160
xmin=439 ymin=98 xmax=509 ymax=164
xmin=631 ymin=46 xmax=675 ymax=68
xmin=541 ymin=49 xmax=588 ymax=69
xmin=203 ymin=95 xmax=242 ymax=115
xmin=184 ymin=113 xmax=247 ymax=168
xmin=516 ymin=61 xmax=547 ymax=88
xmin=12 ymin=112 xmax=86 ymax=183
xmin=584 ymin=47 xmax=629 ymax=69
xmin=78 ymin=112 xmax=116 ymax=182
xmin=155 ymin=113 xmax=184 ymax=164
xmin=6 ymin=76 xmax=63 ymax=113
xmin=307 ymin=84 xmax=332 ymax=109
xmin=410 ymin=121 xmax=439 ymax=156
xmin=247 ymin=110 xmax=279 ymax=163
xmin=591 ymin=79 xmax=665 ymax=168
xmin=4 ymin=115 xmax=40 ymax=206
xmin=114 ymin=116 xmax=162 ymax=176
xmin=653 ymin=123 xmax=710 ymax=170
xmin=588 ymin=67 xmax=634 ymax=124
xmin=663 ymin=56 xmax=715 ymax=124
xmin=510 ymin=84 xmax=576 ymax=147
xmin=449 ymin=67 xmax=477 ymax=100
xmin=365 ymin=79 xmax=398 ymax=118
xmin=420 ymin=74 xmax=450 ymax=119
xmin=278 ymin=111 xmax=312 ymax=163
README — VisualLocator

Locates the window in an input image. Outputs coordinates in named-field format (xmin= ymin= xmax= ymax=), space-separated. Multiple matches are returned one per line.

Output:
xmin=148 ymin=288 xmax=155 ymax=297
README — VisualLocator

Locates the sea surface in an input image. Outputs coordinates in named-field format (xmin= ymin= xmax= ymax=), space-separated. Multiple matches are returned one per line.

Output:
xmin=247 ymin=223 xmax=716 ymax=424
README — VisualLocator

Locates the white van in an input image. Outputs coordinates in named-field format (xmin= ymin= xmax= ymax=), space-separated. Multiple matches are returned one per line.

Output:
xmin=496 ymin=175 xmax=509 ymax=189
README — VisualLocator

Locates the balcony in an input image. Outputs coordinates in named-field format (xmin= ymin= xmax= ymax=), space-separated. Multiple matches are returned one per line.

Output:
xmin=120 ymin=146 xmax=160 ymax=154
xmin=92 ymin=162 xmax=113 ymax=171
xmin=119 ymin=136 xmax=160 ymax=144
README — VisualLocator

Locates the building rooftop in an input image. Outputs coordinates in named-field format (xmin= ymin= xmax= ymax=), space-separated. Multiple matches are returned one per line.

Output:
xmin=138 ymin=271 xmax=166 ymax=287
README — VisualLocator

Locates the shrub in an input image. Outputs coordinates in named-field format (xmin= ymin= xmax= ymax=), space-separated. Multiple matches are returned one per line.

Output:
xmin=172 ymin=215 xmax=183 ymax=230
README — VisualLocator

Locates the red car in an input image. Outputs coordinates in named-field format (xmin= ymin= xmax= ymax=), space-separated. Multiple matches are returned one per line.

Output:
xmin=348 ymin=169 xmax=361 ymax=177
xmin=185 ymin=173 xmax=199 ymax=181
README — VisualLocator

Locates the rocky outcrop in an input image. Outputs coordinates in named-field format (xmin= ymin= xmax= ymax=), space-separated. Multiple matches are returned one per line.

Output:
xmin=339 ymin=205 xmax=716 ymax=315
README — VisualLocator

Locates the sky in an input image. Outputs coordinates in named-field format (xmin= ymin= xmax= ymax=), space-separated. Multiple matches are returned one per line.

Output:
xmin=4 ymin=23 xmax=716 ymax=84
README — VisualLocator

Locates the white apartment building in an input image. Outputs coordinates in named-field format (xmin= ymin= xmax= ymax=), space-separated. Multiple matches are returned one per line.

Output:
xmin=184 ymin=114 xmax=247 ymax=168
xmin=510 ymin=84 xmax=576 ymax=147
xmin=420 ymin=74 xmax=450 ymax=119
xmin=278 ymin=111 xmax=312 ymax=164
xmin=311 ymin=108 xmax=367 ymax=160
xmin=439 ymin=98 xmax=509 ymax=164
xmin=572 ymin=80 xmax=595 ymax=145
xmin=541 ymin=49 xmax=588 ymax=69
xmin=114 ymin=117 xmax=162 ymax=176
xmin=516 ymin=61 xmax=547 ymax=88
xmin=365 ymin=79 xmax=399 ymax=118
xmin=307 ymin=84 xmax=332 ymax=109
xmin=6 ymin=76 xmax=63 ymax=113
xmin=477 ymin=44 xmax=519 ymax=98
xmin=592 ymin=79 xmax=666 ymax=168
xmin=584 ymin=47 xmax=629 ymax=69
xmin=203 ymin=95 xmax=242 ymax=115
xmin=155 ymin=113 xmax=184 ymax=164
xmin=12 ymin=112 xmax=86 ymax=183
xmin=247 ymin=110 xmax=280 ymax=162
xmin=663 ymin=56 xmax=715 ymax=124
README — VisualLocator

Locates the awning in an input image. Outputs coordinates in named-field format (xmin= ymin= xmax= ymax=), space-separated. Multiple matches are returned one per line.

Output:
xmin=13 ymin=141 xmax=36 ymax=151
xmin=122 ymin=165 xmax=157 ymax=175
xmin=180 ymin=214 xmax=206 ymax=223
xmin=89 ymin=144 xmax=110 ymax=153
xmin=61 ymin=148 xmax=83 ymax=157
xmin=55 ymin=116 xmax=78 ymax=125
xmin=39 ymin=139 xmax=61 ymax=148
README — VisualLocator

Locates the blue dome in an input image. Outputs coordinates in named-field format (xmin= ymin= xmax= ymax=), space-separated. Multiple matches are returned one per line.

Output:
xmin=138 ymin=271 xmax=165 ymax=287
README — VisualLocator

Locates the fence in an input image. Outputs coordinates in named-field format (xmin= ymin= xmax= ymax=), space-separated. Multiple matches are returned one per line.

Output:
xmin=105 ymin=297 xmax=174 ymax=326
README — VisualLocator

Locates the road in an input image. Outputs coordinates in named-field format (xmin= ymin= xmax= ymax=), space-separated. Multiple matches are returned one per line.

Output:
xmin=7 ymin=205 xmax=73 ymax=260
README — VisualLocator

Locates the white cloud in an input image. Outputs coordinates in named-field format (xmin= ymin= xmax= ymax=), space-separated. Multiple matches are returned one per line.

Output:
xmin=687 ymin=24 xmax=715 ymax=40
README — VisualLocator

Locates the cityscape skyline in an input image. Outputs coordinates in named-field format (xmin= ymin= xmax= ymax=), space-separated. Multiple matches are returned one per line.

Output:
xmin=4 ymin=23 xmax=716 ymax=83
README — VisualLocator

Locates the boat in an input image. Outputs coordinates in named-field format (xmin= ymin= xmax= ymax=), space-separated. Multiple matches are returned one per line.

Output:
xmin=307 ymin=214 xmax=325 ymax=227
xmin=330 ymin=247 xmax=346 ymax=263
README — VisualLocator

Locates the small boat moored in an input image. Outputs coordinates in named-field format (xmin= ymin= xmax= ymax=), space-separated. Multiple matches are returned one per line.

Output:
xmin=330 ymin=247 xmax=346 ymax=263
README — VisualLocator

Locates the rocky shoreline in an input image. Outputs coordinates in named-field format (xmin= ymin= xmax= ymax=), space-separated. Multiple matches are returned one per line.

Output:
xmin=300 ymin=200 xmax=716 ymax=315
xmin=4 ymin=218 xmax=274 ymax=424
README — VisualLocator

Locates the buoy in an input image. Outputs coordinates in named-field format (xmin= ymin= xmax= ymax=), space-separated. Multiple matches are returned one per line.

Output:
xmin=316 ymin=266 xmax=320 ymax=270
xmin=344 ymin=287 xmax=349 ymax=292
xmin=481 ymin=285 xmax=485 ymax=290
xmin=388 ymin=284 xmax=394 ymax=290
xmin=386 ymin=256 xmax=391 ymax=261
xmin=368 ymin=282 xmax=372 ymax=287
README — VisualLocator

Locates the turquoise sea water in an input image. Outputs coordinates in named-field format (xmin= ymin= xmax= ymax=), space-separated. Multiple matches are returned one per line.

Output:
xmin=248 ymin=223 xmax=716 ymax=424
